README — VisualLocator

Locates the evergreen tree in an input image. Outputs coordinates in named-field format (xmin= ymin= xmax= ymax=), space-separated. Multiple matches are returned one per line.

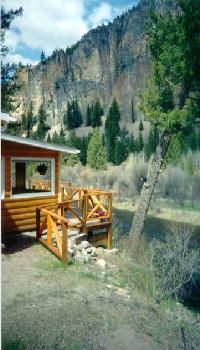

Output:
xmin=136 ymin=132 xmax=144 ymax=153
xmin=63 ymin=111 xmax=68 ymax=128
xmin=40 ymin=50 xmax=46 ymax=64
xmin=145 ymin=124 xmax=160 ymax=160
xmin=66 ymin=100 xmax=83 ymax=129
xmin=26 ymin=102 xmax=34 ymax=137
xmin=92 ymin=99 xmax=103 ymax=128
xmin=67 ymin=101 xmax=73 ymax=129
xmin=131 ymin=98 xmax=135 ymax=123
xmin=128 ymin=133 xmax=136 ymax=154
xmin=65 ymin=154 xmax=80 ymax=167
xmin=1 ymin=6 xmax=22 ymax=113
xmin=47 ymin=134 xmax=51 ymax=143
xmin=105 ymin=98 xmax=120 ymax=163
xmin=114 ymin=137 xmax=128 ymax=165
xmin=196 ymin=128 xmax=200 ymax=150
xmin=35 ymin=104 xmax=48 ymax=140
xmin=87 ymin=129 xmax=107 ymax=170
xmin=139 ymin=120 xmax=144 ymax=131
xmin=74 ymin=99 xmax=83 ymax=127
xmin=59 ymin=126 xmax=66 ymax=144
xmin=166 ymin=134 xmax=183 ymax=164
xmin=189 ymin=126 xmax=197 ymax=151
xmin=86 ymin=105 xmax=92 ymax=126
xmin=21 ymin=102 xmax=34 ymax=137
xmin=52 ymin=131 xmax=59 ymax=143
xmin=130 ymin=0 xmax=200 ymax=243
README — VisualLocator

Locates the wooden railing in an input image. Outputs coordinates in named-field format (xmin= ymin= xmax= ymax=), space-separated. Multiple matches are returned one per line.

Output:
xmin=36 ymin=185 xmax=113 ymax=263
xmin=36 ymin=204 xmax=68 ymax=263
xmin=60 ymin=185 xmax=112 ymax=225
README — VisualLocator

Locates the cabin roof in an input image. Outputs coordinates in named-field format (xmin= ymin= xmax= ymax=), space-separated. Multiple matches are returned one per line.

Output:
xmin=1 ymin=133 xmax=80 ymax=154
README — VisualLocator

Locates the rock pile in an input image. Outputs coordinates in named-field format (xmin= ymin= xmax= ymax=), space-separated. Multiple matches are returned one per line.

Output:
xmin=68 ymin=239 xmax=98 ymax=263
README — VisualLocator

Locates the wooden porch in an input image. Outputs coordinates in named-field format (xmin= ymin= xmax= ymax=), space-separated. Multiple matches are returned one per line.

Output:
xmin=36 ymin=185 xmax=113 ymax=263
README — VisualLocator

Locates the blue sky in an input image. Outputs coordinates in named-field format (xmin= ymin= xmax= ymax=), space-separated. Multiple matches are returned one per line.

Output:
xmin=3 ymin=0 xmax=139 ymax=65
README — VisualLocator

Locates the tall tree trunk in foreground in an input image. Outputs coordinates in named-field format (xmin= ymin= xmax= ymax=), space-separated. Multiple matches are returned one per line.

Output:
xmin=129 ymin=130 xmax=171 ymax=249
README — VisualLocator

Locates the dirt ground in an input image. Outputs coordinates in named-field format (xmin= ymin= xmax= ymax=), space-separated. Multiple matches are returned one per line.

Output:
xmin=1 ymin=233 xmax=199 ymax=350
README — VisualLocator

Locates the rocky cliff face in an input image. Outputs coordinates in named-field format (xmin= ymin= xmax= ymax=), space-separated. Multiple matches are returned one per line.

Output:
xmin=13 ymin=0 xmax=175 ymax=126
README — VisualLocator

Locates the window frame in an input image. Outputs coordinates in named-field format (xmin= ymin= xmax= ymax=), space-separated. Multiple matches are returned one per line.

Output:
xmin=10 ymin=157 xmax=55 ymax=199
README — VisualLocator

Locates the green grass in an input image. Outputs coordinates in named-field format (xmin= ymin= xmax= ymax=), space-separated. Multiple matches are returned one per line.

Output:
xmin=2 ymin=339 xmax=26 ymax=350
xmin=79 ymin=270 xmax=99 ymax=281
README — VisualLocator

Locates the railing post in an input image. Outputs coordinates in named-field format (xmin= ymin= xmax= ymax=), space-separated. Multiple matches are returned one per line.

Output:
xmin=36 ymin=208 xmax=40 ymax=240
xmin=82 ymin=193 xmax=88 ymax=232
xmin=108 ymin=193 xmax=112 ymax=249
xmin=62 ymin=222 xmax=67 ymax=263
xmin=47 ymin=214 xmax=52 ymax=246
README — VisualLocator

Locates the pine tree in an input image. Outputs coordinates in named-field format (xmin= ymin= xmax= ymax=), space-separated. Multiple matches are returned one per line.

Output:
xmin=128 ymin=133 xmax=136 ymax=154
xmin=63 ymin=111 xmax=68 ymax=128
xmin=1 ymin=7 xmax=22 ymax=114
xmin=59 ymin=126 xmax=66 ymax=144
xmin=136 ymin=132 xmax=144 ymax=153
xmin=67 ymin=101 xmax=73 ymax=129
xmin=40 ymin=50 xmax=46 ymax=64
xmin=86 ymin=105 xmax=92 ymax=126
xmin=52 ymin=131 xmax=59 ymax=144
xmin=26 ymin=102 xmax=34 ymax=137
xmin=65 ymin=154 xmax=80 ymax=166
xmin=87 ymin=129 xmax=107 ymax=170
xmin=131 ymin=98 xmax=135 ymax=123
xmin=196 ymin=128 xmax=200 ymax=150
xmin=190 ymin=126 xmax=197 ymax=150
xmin=139 ymin=120 xmax=144 ymax=131
xmin=66 ymin=100 xmax=83 ymax=129
xmin=47 ymin=134 xmax=51 ymax=143
xmin=105 ymin=98 xmax=120 ymax=163
xmin=92 ymin=99 xmax=103 ymax=128
xmin=166 ymin=134 xmax=183 ymax=164
xmin=114 ymin=137 xmax=128 ymax=165
xmin=74 ymin=99 xmax=83 ymax=127
xmin=35 ymin=104 xmax=47 ymax=140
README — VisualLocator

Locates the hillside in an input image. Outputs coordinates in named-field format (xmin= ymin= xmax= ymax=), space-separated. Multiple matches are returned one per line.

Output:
xmin=13 ymin=0 xmax=176 ymax=129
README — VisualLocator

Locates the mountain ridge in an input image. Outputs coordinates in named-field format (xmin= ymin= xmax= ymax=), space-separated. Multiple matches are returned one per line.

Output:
xmin=13 ymin=0 xmax=176 ymax=128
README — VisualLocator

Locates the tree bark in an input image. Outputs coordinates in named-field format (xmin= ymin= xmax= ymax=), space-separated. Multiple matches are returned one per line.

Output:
xmin=129 ymin=129 xmax=171 ymax=249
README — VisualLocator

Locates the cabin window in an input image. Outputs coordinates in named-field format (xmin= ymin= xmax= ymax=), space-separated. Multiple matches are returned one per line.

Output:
xmin=11 ymin=158 xmax=55 ymax=198
xmin=1 ymin=157 xmax=5 ymax=199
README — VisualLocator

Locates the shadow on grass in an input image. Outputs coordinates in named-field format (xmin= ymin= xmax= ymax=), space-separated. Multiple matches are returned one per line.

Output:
xmin=2 ymin=233 xmax=37 ymax=255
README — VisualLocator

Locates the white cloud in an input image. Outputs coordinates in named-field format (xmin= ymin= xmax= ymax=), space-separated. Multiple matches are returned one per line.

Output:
xmin=3 ymin=0 xmax=89 ymax=57
xmin=89 ymin=3 xmax=113 ymax=27
xmin=3 ymin=0 xmax=132 ymax=64
xmin=89 ymin=2 xmax=132 ymax=28
xmin=5 ymin=53 xmax=38 ymax=66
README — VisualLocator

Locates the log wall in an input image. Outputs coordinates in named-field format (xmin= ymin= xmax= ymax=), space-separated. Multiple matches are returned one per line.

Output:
xmin=1 ymin=140 xmax=59 ymax=233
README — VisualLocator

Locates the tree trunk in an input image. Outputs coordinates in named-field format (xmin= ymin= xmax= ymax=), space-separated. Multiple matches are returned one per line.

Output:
xmin=129 ymin=130 xmax=171 ymax=249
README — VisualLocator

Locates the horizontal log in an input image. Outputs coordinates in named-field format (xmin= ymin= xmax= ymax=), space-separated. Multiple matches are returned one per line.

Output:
xmin=2 ymin=223 xmax=37 ymax=233
xmin=2 ymin=197 xmax=58 ymax=208
xmin=1 ymin=204 xmax=58 ymax=216
xmin=2 ymin=211 xmax=46 ymax=223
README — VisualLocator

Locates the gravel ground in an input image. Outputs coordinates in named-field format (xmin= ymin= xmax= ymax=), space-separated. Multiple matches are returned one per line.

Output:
xmin=1 ymin=233 xmax=199 ymax=350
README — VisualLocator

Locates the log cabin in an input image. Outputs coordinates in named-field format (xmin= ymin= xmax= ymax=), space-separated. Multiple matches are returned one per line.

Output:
xmin=1 ymin=132 xmax=79 ymax=234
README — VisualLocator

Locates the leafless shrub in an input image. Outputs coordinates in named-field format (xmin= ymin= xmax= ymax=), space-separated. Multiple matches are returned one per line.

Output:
xmin=152 ymin=224 xmax=200 ymax=302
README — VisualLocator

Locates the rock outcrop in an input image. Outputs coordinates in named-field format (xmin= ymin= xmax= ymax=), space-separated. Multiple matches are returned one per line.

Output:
xmin=13 ymin=0 xmax=176 ymax=127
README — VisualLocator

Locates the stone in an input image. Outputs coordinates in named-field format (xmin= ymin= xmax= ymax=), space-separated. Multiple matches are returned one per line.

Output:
xmin=96 ymin=258 xmax=106 ymax=269
xmin=81 ymin=241 xmax=90 ymax=249
xmin=85 ymin=247 xmax=92 ymax=254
